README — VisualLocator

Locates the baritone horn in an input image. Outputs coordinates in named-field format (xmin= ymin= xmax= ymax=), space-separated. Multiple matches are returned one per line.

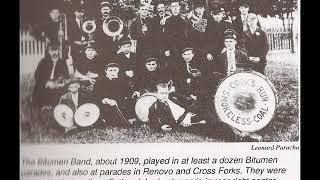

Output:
xmin=103 ymin=16 xmax=124 ymax=37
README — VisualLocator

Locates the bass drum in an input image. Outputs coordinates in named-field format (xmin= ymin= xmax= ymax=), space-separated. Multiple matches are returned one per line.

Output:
xmin=214 ymin=71 xmax=278 ymax=132
xmin=135 ymin=92 xmax=158 ymax=123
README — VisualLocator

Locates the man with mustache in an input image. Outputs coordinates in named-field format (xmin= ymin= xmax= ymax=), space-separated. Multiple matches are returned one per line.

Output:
xmin=33 ymin=41 xmax=70 ymax=111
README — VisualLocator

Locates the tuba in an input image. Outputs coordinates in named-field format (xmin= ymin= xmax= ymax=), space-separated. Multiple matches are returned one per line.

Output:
xmin=102 ymin=16 xmax=124 ymax=37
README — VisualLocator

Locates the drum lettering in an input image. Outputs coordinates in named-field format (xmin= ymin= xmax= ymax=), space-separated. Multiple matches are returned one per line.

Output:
xmin=230 ymin=79 xmax=256 ymax=88
xmin=246 ymin=118 xmax=251 ymax=125
xmin=223 ymin=90 xmax=230 ymax=97
xmin=256 ymin=86 xmax=269 ymax=102
xmin=222 ymin=95 xmax=229 ymax=102
xmin=253 ymin=107 xmax=269 ymax=122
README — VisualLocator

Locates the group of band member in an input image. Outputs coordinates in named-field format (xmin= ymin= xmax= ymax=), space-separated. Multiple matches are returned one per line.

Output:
xmin=32 ymin=0 xmax=269 ymax=136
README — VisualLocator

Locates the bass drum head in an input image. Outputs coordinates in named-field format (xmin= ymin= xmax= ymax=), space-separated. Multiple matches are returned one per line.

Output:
xmin=74 ymin=103 xmax=100 ymax=127
xmin=214 ymin=71 xmax=277 ymax=132
xmin=54 ymin=104 xmax=74 ymax=128
xmin=135 ymin=93 xmax=158 ymax=122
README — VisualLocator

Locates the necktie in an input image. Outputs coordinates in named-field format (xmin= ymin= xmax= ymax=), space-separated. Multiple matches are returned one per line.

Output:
xmin=50 ymin=62 xmax=57 ymax=80
xmin=227 ymin=51 xmax=236 ymax=75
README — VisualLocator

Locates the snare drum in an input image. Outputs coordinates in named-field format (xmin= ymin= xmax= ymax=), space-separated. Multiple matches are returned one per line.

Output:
xmin=214 ymin=71 xmax=278 ymax=132
xmin=135 ymin=92 xmax=158 ymax=122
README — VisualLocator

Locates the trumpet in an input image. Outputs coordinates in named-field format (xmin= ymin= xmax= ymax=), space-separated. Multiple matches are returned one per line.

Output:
xmin=102 ymin=16 xmax=124 ymax=37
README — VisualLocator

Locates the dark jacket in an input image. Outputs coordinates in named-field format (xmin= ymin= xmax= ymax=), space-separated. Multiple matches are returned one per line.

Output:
xmin=164 ymin=14 xmax=188 ymax=52
xmin=148 ymin=99 xmax=177 ymax=131
xmin=174 ymin=56 xmax=208 ymax=98
xmin=150 ymin=14 xmax=167 ymax=52
xmin=240 ymin=28 xmax=269 ymax=73
xmin=33 ymin=55 xmax=69 ymax=106
xmin=210 ymin=49 xmax=250 ymax=76
xmin=205 ymin=18 xmax=233 ymax=56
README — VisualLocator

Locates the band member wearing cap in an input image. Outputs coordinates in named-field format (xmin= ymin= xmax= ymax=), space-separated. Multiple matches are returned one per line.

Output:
xmin=148 ymin=81 xmax=204 ymax=132
xmin=94 ymin=63 xmax=139 ymax=127
xmin=174 ymin=45 xmax=208 ymax=117
xmin=207 ymin=29 xmax=249 ymax=96
xmin=74 ymin=42 xmax=105 ymax=93
xmin=205 ymin=6 xmax=233 ymax=61
xmin=130 ymin=3 xmax=153 ymax=58
xmin=94 ymin=0 xmax=119 ymax=60
xmin=115 ymin=37 xmax=138 ymax=89
xmin=240 ymin=13 xmax=269 ymax=74
xmin=58 ymin=78 xmax=93 ymax=132
xmin=185 ymin=0 xmax=209 ymax=55
xmin=163 ymin=0 xmax=188 ymax=59
xmin=33 ymin=41 xmax=70 ymax=110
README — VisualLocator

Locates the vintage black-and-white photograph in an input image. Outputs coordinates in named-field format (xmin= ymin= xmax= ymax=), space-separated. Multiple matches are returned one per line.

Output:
xmin=20 ymin=0 xmax=299 ymax=143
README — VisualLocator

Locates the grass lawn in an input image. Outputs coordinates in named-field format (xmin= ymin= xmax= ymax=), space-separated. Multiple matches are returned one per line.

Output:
xmin=20 ymin=52 xmax=299 ymax=143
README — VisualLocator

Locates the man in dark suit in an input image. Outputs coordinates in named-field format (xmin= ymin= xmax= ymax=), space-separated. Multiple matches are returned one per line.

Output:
xmin=94 ymin=0 xmax=119 ymax=60
xmin=115 ymin=37 xmax=138 ymax=90
xmin=163 ymin=0 xmax=188 ymax=59
xmin=232 ymin=3 xmax=250 ymax=40
xmin=185 ymin=0 xmax=209 ymax=55
xmin=94 ymin=63 xmax=139 ymax=127
xmin=205 ymin=6 xmax=233 ymax=61
xmin=67 ymin=4 xmax=86 ymax=67
xmin=130 ymin=3 xmax=153 ymax=59
xmin=33 ymin=41 xmax=70 ymax=109
xmin=150 ymin=1 xmax=167 ymax=56
xmin=240 ymin=13 xmax=269 ymax=74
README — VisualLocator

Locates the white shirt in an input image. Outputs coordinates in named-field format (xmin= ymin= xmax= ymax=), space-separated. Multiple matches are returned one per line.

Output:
xmin=71 ymin=92 xmax=79 ymax=109
xmin=226 ymin=49 xmax=236 ymax=75
xmin=49 ymin=61 xmax=57 ymax=80
xmin=76 ymin=18 xmax=82 ymax=29
xmin=124 ymin=52 xmax=131 ymax=59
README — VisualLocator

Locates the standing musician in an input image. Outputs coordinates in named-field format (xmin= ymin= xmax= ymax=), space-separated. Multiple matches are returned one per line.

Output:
xmin=67 ymin=3 xmax=86 ymax=67
xmin=33 ymin=41 xmax=70 ymax=110
xmin=94 ymin=63 xmax=139 ymax=127
xmin=240 ymin=13 xmax=269 ymax=74
xmin=130 ymin=3 xmax=153 ymax=59
xmin=163 ymin=0 xmax=188 ymax=59
xmin=184 ymin=0 xmax=209 ymax=55
xmin=205 ymin=6 xmax=233 ymax=62
xmin=150 ymin=1 xmax=168 ymax=56
xmin=40 ymin=5 xmax=63 ymax=44
xmin=94 ymin=0 xmax=119 ymax=60
xmin=232 ymin=3 xmax=250 ymax=39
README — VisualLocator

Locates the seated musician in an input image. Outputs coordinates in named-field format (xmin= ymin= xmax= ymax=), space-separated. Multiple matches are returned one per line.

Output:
xmin=58 ymin=78 xmax=93 ymax=132
xmin=137 ymin=57 xmax=172 ymax=93
xmin=94 ymin=62 xmax=140 ymax=127
xmin=174 ymin=45 xmax=208 ymax=117
xmin=116 ymin=37 xmax=138 ymax=88
xmin=33 ymin=41 xmax=69 ymax=110
xmin=148 ymin=81 xmax=204 ymax=132
xmin=74 ymin=42 xmax=105 ymax=94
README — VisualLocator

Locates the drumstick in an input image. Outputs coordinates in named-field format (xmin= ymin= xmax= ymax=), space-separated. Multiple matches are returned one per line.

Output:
xmin=115 ymin=105 xmax=130 ymax=127
xmin=190 ymin=120 xmax=206 ymax=125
